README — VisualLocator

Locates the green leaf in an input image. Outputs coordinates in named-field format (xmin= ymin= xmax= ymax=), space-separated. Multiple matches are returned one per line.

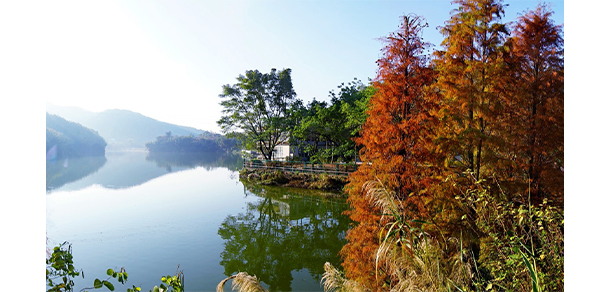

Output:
xmin=410 ymin=219 xmax=429 ymax=225
xmin=106 ymin=269 xmax=114 ymax=276
xmin=103 ymin=280 xmax=115 ymax=291
xmin=94 ymin=279 xmax=103 ymax=289
xmin=518 ymin=248 xmax=539 ymax=292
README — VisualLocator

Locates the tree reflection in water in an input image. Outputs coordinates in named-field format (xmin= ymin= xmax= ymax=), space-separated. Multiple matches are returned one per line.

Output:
xmin=218 ymin=183 xmax=351 ymax=291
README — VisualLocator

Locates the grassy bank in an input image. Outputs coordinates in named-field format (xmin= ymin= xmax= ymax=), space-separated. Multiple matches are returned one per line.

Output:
xmin=239 ymin=168 xmax=348 ymax=191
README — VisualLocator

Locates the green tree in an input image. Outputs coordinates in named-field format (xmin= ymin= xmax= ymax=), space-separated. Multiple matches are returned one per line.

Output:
xmin=291 ymin=79 xmax=372 ymax=163
xmin=217 ymin=68 xmax=296 ymax=160
xmin=290 ymin=98 xmax=328 ymax=161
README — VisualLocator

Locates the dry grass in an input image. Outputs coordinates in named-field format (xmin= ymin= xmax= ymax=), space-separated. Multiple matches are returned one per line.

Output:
xmin=376 ymin=238 xmax=472 ymax=292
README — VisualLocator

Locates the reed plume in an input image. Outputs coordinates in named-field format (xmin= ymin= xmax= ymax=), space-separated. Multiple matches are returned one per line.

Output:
xmin=360 ymin=179 xmax=472 ymax=291
xmin=216 ymin=272 xmax=269 ymax=292
xmin=321 ymin=262 xmax=370 ymax=292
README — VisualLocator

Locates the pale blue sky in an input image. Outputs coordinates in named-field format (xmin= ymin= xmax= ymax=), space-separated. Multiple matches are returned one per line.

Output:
xmin=10 ymin=0 xmax=563 ymax=133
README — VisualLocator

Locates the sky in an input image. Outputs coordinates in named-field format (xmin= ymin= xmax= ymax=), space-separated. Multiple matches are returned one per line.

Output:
xmin=5 ymin=0 xmax=563 ymax=134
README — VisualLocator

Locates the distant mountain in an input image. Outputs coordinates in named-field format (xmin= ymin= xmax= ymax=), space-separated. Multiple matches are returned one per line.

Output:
xmin=46 ymin=113 xmax=107 ymax=158
xmin=46 ymin=103 xmax=212 ymax=150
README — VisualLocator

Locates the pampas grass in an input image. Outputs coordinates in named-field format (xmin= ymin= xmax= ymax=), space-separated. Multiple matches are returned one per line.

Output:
xmin=321 ymin=262 xmax=370 ymax=292
xmin=327 ymin=179 xmax=473 ymax=292
xmin=216 ymin=272 xmax=269 ymax=292
xmin=362 ymin=180 xmax=402 ymax=218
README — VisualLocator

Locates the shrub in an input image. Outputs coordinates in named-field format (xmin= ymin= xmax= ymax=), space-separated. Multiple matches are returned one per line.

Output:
xmin=459 ymin=187 xmax=564 ymax=291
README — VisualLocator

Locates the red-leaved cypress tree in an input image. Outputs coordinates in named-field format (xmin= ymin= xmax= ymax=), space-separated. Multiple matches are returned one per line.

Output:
xmin=507 ymin=3 xmax=564 ymax=204
xmin=340 ymin=14 xmax=440 ymax=290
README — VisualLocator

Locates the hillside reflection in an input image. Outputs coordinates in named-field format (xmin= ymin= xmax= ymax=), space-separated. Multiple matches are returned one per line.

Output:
xmin=145 ymin=151 xmax=242 ymax=172
xmin=46 ymin=155 xmax=107 ymax=192
xmin=218 ymin=183 xmax=350 ymax=292
xmin=46 ymin=151 xmax=241 ymax=193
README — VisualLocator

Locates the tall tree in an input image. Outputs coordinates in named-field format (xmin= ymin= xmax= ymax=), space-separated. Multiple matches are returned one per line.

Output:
xmin=434 ymin=0 xmax=509 ymax=182
xmin=507 ymin=4 xmax=564 ymax=204
xmin=340 ymin=14 xmax=438 ymax=290
xmin=217 ymin=68 xmax=296 ymax=160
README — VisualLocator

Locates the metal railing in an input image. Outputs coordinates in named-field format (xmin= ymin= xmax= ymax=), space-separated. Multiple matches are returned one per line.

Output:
xmin=242 ymin=159 xmax=358 ymax=176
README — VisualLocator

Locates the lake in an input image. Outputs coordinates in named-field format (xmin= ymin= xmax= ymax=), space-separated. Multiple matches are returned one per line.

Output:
xmin=46 ymin=151 xmax=351 ymax=292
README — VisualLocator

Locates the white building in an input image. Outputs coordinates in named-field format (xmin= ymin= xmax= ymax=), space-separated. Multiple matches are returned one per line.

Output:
xmin=271 ymin=142 xmax=299 ymax=161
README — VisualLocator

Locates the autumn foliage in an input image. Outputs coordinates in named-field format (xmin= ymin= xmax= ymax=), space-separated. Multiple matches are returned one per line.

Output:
xmin=506 ymin=4 xmax=564 ymax=205
xmin=341 ymin=1 xmax=563 ymax=290
xmin=341 ymin=14 xmax=441 ymax=290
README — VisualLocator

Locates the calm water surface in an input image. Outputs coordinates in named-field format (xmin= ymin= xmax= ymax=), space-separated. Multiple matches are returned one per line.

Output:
xmin=46 ymin=151 xmax=350 ymax=292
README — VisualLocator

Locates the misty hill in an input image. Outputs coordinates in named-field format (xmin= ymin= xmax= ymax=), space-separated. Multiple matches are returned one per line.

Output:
xmin=46 ymin=103 xmax=211 ymax=150
xmin=146 ymin=133 xmax=239 ymax=155
xmin=46 ymin=113 xmax=107 ymax=158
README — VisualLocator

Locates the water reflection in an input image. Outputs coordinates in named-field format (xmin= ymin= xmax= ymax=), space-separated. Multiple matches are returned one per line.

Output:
xmin=145 ymin=151 xmax=242 ymax=172
xmin=46 ymin=151 xmax=242 ymax=193
xmin=46 ymin=155 xmax=107 ymax=192
xmin=218 ymin=183 xmax=350 ymax=292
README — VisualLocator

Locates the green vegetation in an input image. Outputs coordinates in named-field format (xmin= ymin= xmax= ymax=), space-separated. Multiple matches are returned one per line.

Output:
xmin=46 ymin=113 xmax=107 ymax=159
xmin=217 ymin=68 xmax=297 ymax=160
xmin=239 ymin=168 xmax=348 ymax=191
xmin=217 ymin=68 xmax=373 ymax=163
xmin=290 ymin=79 xmax=373 ymax=163
xmin=46 ymin=242 xmax=179 ymax=292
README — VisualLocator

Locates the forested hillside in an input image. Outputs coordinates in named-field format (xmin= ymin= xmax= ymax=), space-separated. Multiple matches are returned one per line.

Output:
xmin=46 ymin=113 xmax=107 ymax=158
xmin=145 ymin=132 xmax=238 ymax=154
xmin=46 ymin=103 xmax=209 ymax=150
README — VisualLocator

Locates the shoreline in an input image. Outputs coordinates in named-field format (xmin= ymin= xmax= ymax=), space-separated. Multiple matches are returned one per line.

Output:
xmin=239 ymin=168 xmax=349 ymax=192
